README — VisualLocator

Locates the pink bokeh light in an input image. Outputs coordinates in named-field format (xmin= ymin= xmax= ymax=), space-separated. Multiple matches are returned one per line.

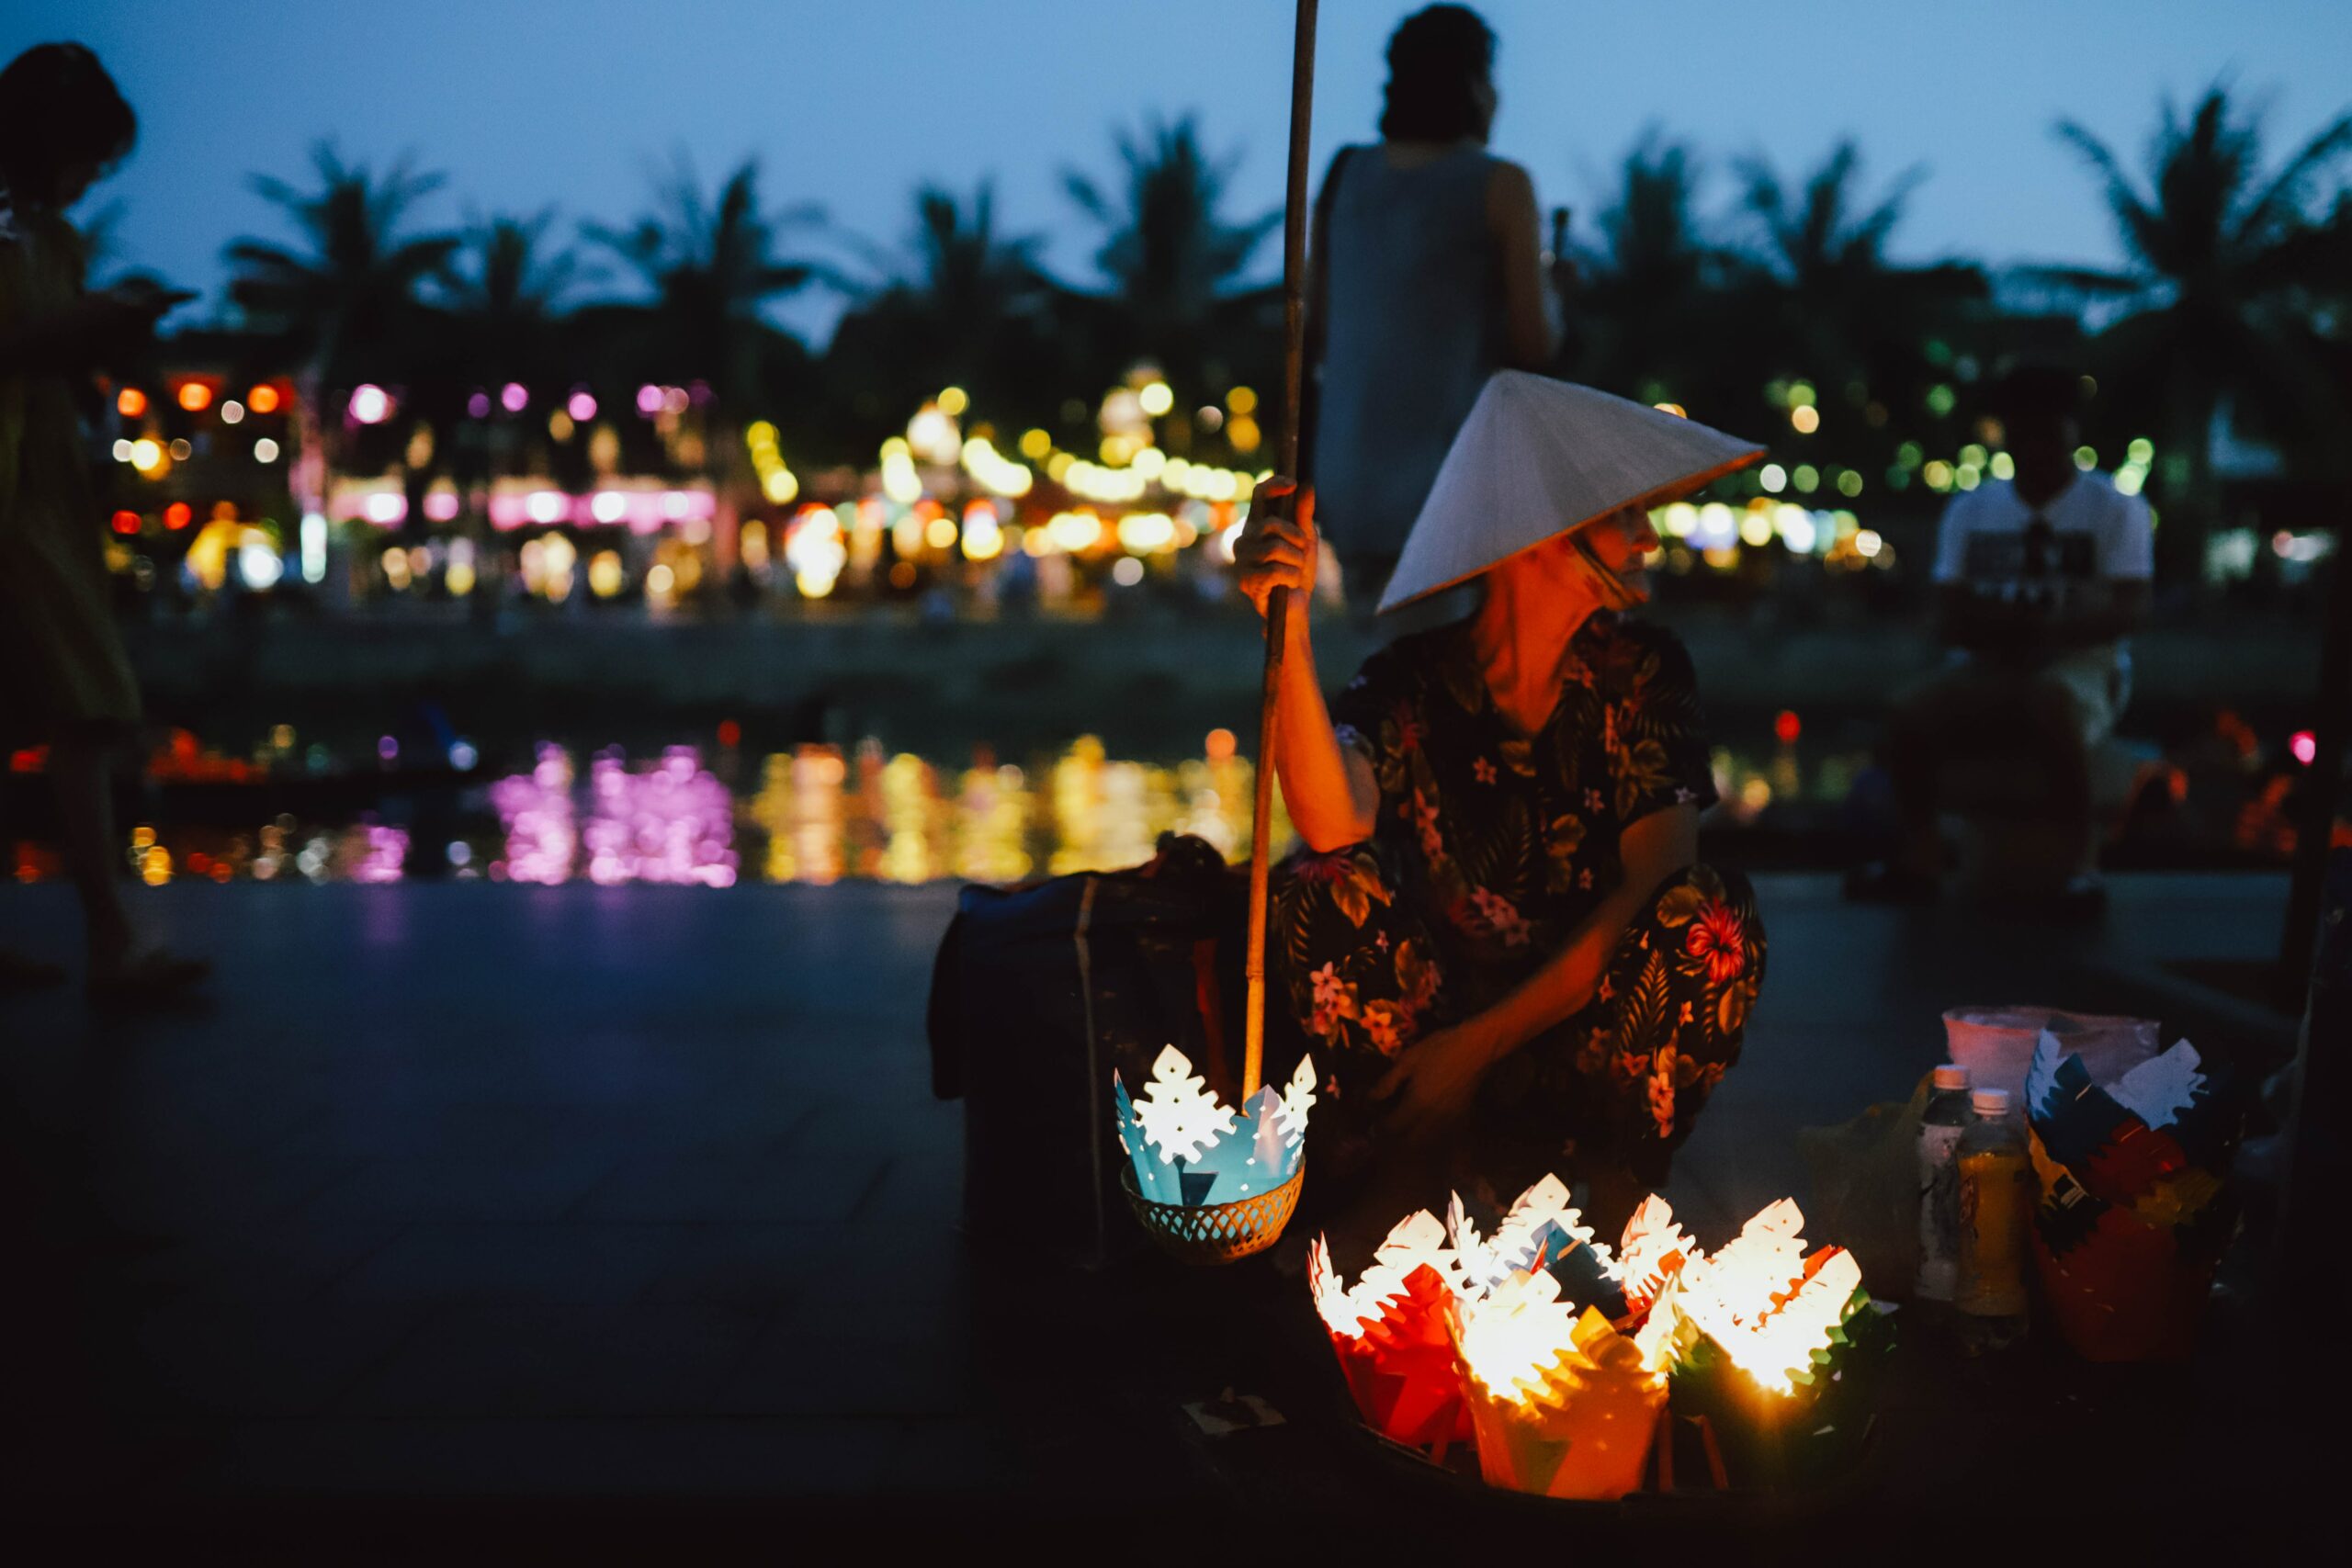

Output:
xmin=584 ymin=746 xmax=738 ymax=886
xmin=491 ymin=744 xmax=578 ymax=884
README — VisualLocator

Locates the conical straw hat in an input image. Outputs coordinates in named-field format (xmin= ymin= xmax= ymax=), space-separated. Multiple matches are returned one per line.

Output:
xmin=1376 ymin=371 xmax=1764 ymax=613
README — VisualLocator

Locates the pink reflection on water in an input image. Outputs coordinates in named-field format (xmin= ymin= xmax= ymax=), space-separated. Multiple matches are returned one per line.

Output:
xmin=491 ymin=744 xmax=578 ymax=885
xmin=584 ymin=746 xmax=738 ymax=886
xmin=349 ymin=822 xmax=408 ymax=884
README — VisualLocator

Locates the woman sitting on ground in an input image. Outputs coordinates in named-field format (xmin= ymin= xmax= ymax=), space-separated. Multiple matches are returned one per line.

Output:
xmin=1236 ymin=371 xmax=1768 ymax=1238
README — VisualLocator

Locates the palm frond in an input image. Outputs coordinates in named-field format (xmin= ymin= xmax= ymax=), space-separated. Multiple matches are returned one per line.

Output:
xmin=2054 ymin=118 xmax=2165 ymax=271
xmin=2233 ymin=110 xmax=2352 ymax=244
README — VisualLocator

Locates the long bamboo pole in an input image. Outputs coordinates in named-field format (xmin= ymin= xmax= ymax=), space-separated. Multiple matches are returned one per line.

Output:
xmin=1243 ymin=0 xmax=1318 ymax=1101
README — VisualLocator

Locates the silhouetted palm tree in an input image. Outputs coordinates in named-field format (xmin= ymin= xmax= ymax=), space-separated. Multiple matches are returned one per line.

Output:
xmin=1568 ymin=130 xmax=1747 ymax=409
xmin=443 ymin=209 xmax=582 ymax=373
xmin=226 ymin=143 xmax=458 ymax=386
xmin=826 ymin=180 xmax=1058 ymax=434
xmin=422 ymin=210 xmax=589 ymax=604
xmin=225 ymin=143 xmax=458 ymax=567
xmin=1061 ymin=115 xmax=1281 ymax=405
xmin=1736 ymin=141 xmax=1984 ymax=398
xmin=2043 ymin=86 xmax=2352 ymax=580
xmin=583 ymin=153 xmax=814 ymax=407
xmin=583 ymin=154 xmax=819 ymax=558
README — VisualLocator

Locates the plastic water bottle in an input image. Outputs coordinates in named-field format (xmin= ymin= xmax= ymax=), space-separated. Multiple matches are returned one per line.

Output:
xmin=1957 ymin=1087 xmax=2032 ymax=1348
xmin=1914 ymin=1064 xmax=1973 ymax=1302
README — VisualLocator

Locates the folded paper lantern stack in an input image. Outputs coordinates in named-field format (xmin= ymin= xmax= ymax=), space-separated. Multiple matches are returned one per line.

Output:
xmin=1307 ymin=1213 xmax=1475 ymax=1455
xmin=1309 ymin=1177 xmax=1880 ymax=1498
xmin=1113 ymin=1045 xmax=1315 ymax=1261
xmin=1447 ymin=1252 xmax=1666 ymax=1500
xmin=2023 ymin=1030 xmax=2240 ymax=1361
xmin=1637 ymin=1200 xmax=1890 ymax=1486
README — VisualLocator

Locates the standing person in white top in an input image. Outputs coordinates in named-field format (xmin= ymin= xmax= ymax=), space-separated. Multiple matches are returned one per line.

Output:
xmin=1849 ymin=366 xmax=2153 ymax=908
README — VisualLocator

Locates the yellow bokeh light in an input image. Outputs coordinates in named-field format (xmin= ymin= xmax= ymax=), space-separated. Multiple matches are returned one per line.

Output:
xmin=1137 ymin=380 xmax=1173 ymax=417
xmin=587 ymin=550 xmax=625 ymax=599
xmin=1117 ymin=512 xmax=1177 ymax=553
xmin=1049 ymin=511 xmax=1102 ymax=552
xmin=924 ymin=515 xmax=959 ymax=551
xmin=937 ymin=386 xmax=969 ymax=417
xmin=1790 ymin=405 xmax=1820 ymax=434
xmin=961 ymin=509 xmax=1003 ymax=561
xmin=1226 ymin=386 xmax=1258 ymax=415
xmin=1018 ymin=427 xmax=1051 ymax=460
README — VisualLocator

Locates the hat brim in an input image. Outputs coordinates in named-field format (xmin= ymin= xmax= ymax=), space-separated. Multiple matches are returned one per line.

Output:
xmin=1375 ymin=446 xmax=1763 ymax=614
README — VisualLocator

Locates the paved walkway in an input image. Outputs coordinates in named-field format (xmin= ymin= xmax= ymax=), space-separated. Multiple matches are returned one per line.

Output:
xmin=0 ymin=874 xmax=2306 ymax=1537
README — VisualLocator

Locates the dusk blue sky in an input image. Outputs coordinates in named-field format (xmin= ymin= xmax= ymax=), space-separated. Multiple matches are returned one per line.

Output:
xmin=14 ymin=0 xmax=2351 ymax=344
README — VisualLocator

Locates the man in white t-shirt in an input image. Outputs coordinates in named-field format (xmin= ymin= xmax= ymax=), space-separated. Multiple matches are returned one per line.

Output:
xmin=1849 ymin=367 xmax=2153 ymax=907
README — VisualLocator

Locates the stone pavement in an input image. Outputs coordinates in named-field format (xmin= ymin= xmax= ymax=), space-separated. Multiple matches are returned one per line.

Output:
xmin=0 ymin=874 xmax=2310 ymax=1541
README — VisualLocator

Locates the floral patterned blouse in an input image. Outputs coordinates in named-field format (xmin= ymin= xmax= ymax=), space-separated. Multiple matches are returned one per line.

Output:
xmin=1326 ymin=610 xmax=1719 ymax=1011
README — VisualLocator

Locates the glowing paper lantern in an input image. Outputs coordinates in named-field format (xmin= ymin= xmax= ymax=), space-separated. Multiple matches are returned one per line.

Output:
xmin=1615 ymin=1194 xmax=1695 ymax=1317
xmin=1313 ymin=1173 xmax=1682 ymax=1474
xmin=1448 ymin=1265 xmax=1666 ymax=1500
xmin=1449 ymin=1173 xmax=1630 ymax=1320
xmin=1636 ymin=1199 xmax=1890 ymax=1487
xmin=1307 ymin=1212 xmax=1473 ymax=1455
xmin=1110 ymin=1045 xmax=1311 ymax=1263
xmin=2024 ymin=1030 xmax=2239 ymax=1361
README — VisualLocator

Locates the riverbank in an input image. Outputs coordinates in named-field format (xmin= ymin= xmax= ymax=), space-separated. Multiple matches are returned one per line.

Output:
xmin=125 ymin=605 xmax=2324 ymax=759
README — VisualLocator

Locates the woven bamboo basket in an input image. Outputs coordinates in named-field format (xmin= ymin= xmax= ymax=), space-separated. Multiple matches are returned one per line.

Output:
xmin=1120 ymin=1163 xmax=1305 ymax=1266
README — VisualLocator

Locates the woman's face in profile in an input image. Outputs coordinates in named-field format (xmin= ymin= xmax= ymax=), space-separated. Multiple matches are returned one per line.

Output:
xmin=1501 ymin=504 xmax=1658 ymax=611
xmin=1582 ymin=504 xmax=1661 ymax=575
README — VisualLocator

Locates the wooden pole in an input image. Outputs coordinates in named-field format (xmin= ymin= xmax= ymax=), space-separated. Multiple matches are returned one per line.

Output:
xmin=1243 ymin=0 xmax=1318 ymax=1101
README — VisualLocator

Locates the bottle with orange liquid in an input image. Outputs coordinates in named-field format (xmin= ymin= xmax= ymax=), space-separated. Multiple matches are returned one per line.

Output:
xmin=1956 ymin=1087 xmax=2032 ymax=1349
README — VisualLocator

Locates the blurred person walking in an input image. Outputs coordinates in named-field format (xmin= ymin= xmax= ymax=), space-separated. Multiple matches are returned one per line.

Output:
xmin=1847 ymin=365 xmax=2153 ymax=912
xmin=1306 ymin=5 xmax=1556 ymax=614
xmin=0 ymin=43 xmax=206 ymax=1002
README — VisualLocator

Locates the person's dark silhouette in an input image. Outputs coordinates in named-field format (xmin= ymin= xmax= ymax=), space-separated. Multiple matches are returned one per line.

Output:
xmin=1305 ymin=6 xmax=1555 ymax=615
xmin=0 ymin=42 xmax=205 ymax=1000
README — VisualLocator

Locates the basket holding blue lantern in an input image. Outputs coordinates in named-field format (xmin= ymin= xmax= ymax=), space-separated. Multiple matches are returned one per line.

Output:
xmin=1113 ymin=1044 xmax=1316 ymax=1264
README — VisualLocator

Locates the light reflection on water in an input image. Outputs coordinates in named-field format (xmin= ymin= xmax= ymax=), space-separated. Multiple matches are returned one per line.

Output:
xmin=37 ymin=735 xmax=1841 ymax=889
xmin=740 ymin=736 xmax=1280 ymax=886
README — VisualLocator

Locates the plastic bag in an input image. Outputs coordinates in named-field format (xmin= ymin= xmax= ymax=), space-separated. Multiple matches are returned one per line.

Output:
xmin=1796 ymin=1076 xmax=1928 ymax=1299
xmin=1943 ymin=1006 xmax=2157 ymax=1104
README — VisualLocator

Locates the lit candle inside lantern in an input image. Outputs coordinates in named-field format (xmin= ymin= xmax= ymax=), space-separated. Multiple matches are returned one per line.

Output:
xmin=1634 ymin=1198 xmax=1888 ymax=1488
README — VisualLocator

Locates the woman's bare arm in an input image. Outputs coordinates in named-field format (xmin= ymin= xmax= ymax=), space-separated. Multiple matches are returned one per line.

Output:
xmin=1233 ymin=481 xmax=1380 ymax=851
xmin=1473 ymin=804 xmax=1700 ymax=1059
xmin=1486 ymin=161 xmax=1556 ymax=371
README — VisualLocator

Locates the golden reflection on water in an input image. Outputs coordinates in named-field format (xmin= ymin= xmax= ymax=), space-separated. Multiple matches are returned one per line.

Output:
xmin=747 ymin=734 xmax=1291 ymax=886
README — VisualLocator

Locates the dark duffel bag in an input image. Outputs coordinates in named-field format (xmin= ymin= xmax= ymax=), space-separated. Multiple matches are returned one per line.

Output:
xmin=927 ymin=833 xmax=1248 ymax=1269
